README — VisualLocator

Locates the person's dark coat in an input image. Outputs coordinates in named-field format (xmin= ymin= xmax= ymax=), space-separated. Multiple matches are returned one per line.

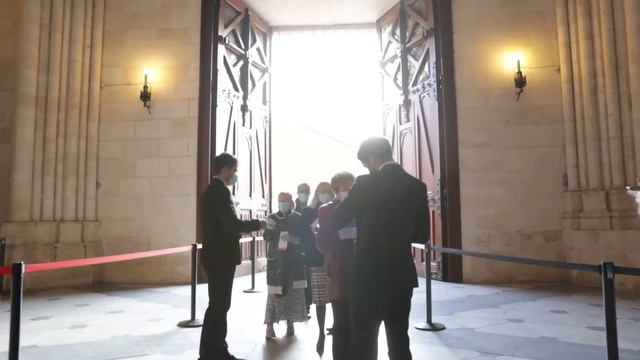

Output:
xmin=329 ymin=163 xmax=429 ymax=299
xmin=201 ymin=177 xmax=261 ymax=270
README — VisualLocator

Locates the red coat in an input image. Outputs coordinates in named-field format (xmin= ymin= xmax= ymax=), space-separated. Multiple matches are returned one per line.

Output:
xmin=317 ymin=201 xmax=354 ymax=301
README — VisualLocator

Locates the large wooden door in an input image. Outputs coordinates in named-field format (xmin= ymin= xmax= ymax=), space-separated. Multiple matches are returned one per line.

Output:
xmin=198 ymin=0 xmax=271 ymax=261
xmin=377 ymin=0 xmax=461 ymax=282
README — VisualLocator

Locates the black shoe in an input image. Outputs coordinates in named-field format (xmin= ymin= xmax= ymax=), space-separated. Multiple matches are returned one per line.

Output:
xmin=198 ymin=352 xmax=244 ymax=360
xmin=316 ymin=334 xmax=325 ymax=355
xmin=225 ymin=355 xmax=244 ymax=360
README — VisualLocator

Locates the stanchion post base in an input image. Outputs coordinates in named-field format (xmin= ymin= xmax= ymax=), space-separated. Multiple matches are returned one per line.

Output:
xmin=414 ymin=322 xmax=446 ymax=332
xmin=177 ymin=319 xmax=203 ymax=328
xmin=243 ymin=289 xmax=262 ymax=293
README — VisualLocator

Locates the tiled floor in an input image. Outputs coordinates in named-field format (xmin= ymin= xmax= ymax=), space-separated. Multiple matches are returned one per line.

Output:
xmin=0 ymin=273 xmax=639 ymax=359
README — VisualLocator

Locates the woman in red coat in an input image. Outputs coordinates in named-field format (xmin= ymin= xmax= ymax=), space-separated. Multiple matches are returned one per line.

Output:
xmin=316 ymin=172 xmax=356 ymax=360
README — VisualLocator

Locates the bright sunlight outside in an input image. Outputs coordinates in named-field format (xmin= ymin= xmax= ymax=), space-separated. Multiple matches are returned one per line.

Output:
xmin=271 ymin=27 xmax=383 ymax=204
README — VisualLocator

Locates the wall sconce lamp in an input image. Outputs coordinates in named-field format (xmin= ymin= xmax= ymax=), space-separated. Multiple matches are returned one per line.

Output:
xmin=514 ymin=59 xmax=527 ymax=101
xmin=139 ymin=71 xmax=152 ymax=113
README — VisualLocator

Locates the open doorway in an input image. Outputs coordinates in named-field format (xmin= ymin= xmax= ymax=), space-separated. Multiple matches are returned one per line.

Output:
xmin=270 ymin=27 xmax=383 ymax=203
xmin=197 ymin=0 xmax=462 ymax=282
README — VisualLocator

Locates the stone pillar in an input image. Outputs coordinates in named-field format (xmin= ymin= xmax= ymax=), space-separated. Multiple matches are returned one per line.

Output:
xmin=9 ymin=0 xmax=41 ymax=221
xmin=85 ymin=0 xmax=105 ymax=221
xmin=3 ymin=0 xmax=105 ymax=289
xmin=32 ymin=1 xmax=52 ymax=222
xmin=576 ymin=1 xmax=603 ymax=190
xmin=599 ymin=0 xmax=625 ymax=189
xmin=62 ymin=0 xmax=86 ymax=221
xmin=567 ymin=0 xmax=588 ymax=189
xmin=42 ymin=0 xmax=65 ymax=221
xmin=555 ymin=0 xmax=579 ymax=191
xmin=590 ymin=0 xmax=611 ymax=189
xmin=625 ymin=0 xmax=640 ymax=181
xmin=558 ymin=0 xmax=640 ymax=230
xmin=614 ymin=0 xmax=636 ymax=185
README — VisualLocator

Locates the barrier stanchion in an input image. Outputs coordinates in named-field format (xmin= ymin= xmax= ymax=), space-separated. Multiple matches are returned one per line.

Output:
xmin=0 ymin=237 xmax=6 ymax=297
xmin=601 ymin=262 xmax=619 ymax=360
xmin=9 ymin=262 xmax=24 ymax=360
xmin=415 ymin=244 xmax=445 ymax=332
xmin=243 ymin=237 xmax=261 ymax=293
xmin=178 ymin=243 xmax=203 ymax=328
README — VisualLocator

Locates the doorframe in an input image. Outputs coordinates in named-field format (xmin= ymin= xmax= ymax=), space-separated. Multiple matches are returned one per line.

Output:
xmin=196 ymin=0 xmax=462 ymax=282
xmin=434 ymin=0 xmax=462 ymax=283
xmin=196 ymin=0 xmax=219 ymax=245
xmin=197 ymin=0 xmax=273 ymax=245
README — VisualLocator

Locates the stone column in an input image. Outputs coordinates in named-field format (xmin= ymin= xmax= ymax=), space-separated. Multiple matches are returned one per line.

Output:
xmin=76 ymin=0 xmax=93 ymax=219
xmin=42 ymin=0 xmax=65 ymax=221
xmin=32 ymin=1 xmax=52 ymax=221
xmin=614 ymin=0 xmax=636 ymax=185
xmin=576 ymin=1 xmax=603 ymax=190
xmin=556 ymin=0 xmax=579 ymax=191
xmin=9 ymin=0 xmax=41 ymax=221
xmin=85 ymin=0 xmax=105 ymax=221
xmin=599 ymin=0 xmax=625 ymax=189
xmin=3 ymin=0 xmax=105 ymax=289
xmin=568 ymin=1 xmax=588 ymax=189
xmin=625 ymin=0 xmax=640 ymax=182
xmin=590 ymin=0 xmax=611 ymax=189
xmin=55 ymin=0 xmax=72 ymax=220
xmin=62 ymin=0 xmax=86 ymax=221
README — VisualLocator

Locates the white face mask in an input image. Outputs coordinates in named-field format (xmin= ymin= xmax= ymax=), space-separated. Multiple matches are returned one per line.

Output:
xmin=318 ymin=193 xmax=333 ymax=204
xmin=297 ymin=193 xmax=310 ymax=204
xmin=338 ymin=191 xmax=349 ymax=201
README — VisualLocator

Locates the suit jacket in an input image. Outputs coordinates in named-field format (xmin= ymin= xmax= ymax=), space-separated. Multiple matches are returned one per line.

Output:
xmin=201 ymin=177 xmax=261 ymax=270
xmin=299 ymin=207 xmax=324 ymax=267
xmin=330 ymin=163 xmax=429 ymax=299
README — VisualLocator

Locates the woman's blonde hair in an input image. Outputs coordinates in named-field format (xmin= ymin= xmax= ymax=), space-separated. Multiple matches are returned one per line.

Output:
xmin=311 ymin=182 xmax=333 ymax=208
xmin=330 ymin=172 xmax=355 ymax=192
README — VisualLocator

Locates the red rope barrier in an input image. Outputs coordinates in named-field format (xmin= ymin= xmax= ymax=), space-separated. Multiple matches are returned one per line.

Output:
xmin=0 ymin=243 xmax=204 ymax=276
xmin=0 ymin=265 xmax=11 ymax=276
xmin=25 ymin=245 xmax=192 ymax=273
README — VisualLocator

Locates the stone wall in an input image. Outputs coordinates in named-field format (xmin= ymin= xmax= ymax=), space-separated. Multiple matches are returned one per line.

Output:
xmin=0 ymin=0 xmax=201 ymax=288
xmin=453 ymin=0 xmax=640 ymax=290
xmin=557 ymin=0 xmax=640 ymax=291
xmin=2 ymin=0 xmax=106 ymax=288
xmin=564 ymin=229 xmax=640 ymax=292
xmin=0 ymin=0 xmax=19 ymax=226
xmin=557 ymin=0 xmax=640 ymax=231
xmin=97 ymin=0 xmax=201 ymax=283
xmin=452 ymin=0 xmax=569 ymax=283
xmin=2 ymin=0 xmax=639 ymax=290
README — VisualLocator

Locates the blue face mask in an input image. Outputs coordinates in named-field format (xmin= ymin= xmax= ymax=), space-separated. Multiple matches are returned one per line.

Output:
xmin=227 ymin=174 xmax=238 ymax=187
xmin=279 ymin=202 xmax=291 ymax=214
xmin=297 ymin=193 xmax=309 ymax=204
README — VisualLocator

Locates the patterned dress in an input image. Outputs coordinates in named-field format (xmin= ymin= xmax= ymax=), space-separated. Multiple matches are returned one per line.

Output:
xmin=264 ymin=211 xmax=308 ymax=324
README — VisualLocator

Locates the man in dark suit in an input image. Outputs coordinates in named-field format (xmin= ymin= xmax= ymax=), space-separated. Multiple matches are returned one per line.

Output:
xmin=330 ymin=137 xmax=429 ymax=360
xmin=199 ymin=153 xmax=265 ymax=360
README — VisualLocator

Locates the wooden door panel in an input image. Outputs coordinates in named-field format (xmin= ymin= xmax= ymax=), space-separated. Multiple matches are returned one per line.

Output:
xmin=215 ymin=96 xmax=237 ymax=154
xmin=378 ymin=0 xmax=443 ymax=278
xmin=399 ymin=127 xmax=418 ymax=177
xmin=236 ymin=132 xmax=252 ymax=199
xmin=199 ymin=0 xmax=271 ymax=269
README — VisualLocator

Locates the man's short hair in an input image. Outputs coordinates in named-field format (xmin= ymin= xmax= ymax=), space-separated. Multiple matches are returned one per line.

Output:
xmin=297 ymin=183 xmax=310 ymax=193
xmin=278 ymin=192 xmax=294 ymax=206
xmin=212 ymin=153 xmax=238 ymax=175
xmin=331 ymin=172 xmax=355 ymax=192
xmin=357 ymin=137 xmax=393 ymax=163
